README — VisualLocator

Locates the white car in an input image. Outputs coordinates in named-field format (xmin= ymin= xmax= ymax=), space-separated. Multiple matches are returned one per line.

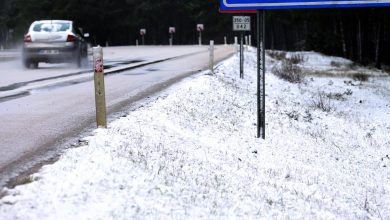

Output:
xmin=22 ymin=20 xmax=88 ymax=68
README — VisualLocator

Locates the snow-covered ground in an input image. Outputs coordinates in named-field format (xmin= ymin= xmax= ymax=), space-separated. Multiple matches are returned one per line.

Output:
xmin=1 ymin=49 xmax=389 ymax=219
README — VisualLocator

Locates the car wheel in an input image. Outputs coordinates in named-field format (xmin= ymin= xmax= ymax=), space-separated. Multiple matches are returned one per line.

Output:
xmin=23 ymin=59 xmax=38 ymax=69
xmin=31 ymin=62 xmax=38 ymax=69
xmin=23 ymin=59 xmax=30 ymax=68
xmin=74 ymin=50 xmax=82 ymax=68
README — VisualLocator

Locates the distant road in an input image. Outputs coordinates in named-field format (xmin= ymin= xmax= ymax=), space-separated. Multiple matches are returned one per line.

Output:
xmin=0 ymin=45 xmax=236 ymax=187
xmin=0 ymin=49 xmax=19 ymax=61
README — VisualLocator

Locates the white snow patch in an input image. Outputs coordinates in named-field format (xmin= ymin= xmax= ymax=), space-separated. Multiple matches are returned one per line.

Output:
xmin=1 ymin=48 xmax=389 ymax=219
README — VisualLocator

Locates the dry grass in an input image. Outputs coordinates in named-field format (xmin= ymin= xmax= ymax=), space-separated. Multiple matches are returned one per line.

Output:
xmin=272 ymin=59 xmax=303 ymax=83
xmin=352 ymin=72 xmax=369 ymax=82
xmin=311 ymin=91 xmax=333 ymax=112
xmin=267 ymin=51 xmax=287 ymax=61
xmin=289 ymin=54 xmax=305 ymax=64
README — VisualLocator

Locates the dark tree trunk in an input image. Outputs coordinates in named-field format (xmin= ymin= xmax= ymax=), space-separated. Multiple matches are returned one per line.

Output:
xmin=338 ymin=18 xmax=348 ymax=58
xmin=375 ymin=16 xmax=383 ymax=69
xmin=357 ymin=16 xmax=363 ymax=63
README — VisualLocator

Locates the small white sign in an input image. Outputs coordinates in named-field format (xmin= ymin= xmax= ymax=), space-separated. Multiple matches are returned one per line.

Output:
xmin=233 ymin=16 xmax=251 ymax=31
xmin=197 ymin=24 xmax=204 ymax=32
xmin=169 ymin=27 xmax=176 ymax=34
xmin=140 ymin=29 xmax=146 ymax=35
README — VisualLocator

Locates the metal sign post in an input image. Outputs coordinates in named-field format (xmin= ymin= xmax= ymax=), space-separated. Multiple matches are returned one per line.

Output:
xmin=256 ymin=10 xmax=266 ymax=139
xmin=262 ymin=11 xmax=266 ymax=139
xmin=233 ymin=16 xmax=251 ymax=79
xmin=240 ymin=32 xmax=244 ymax=78
xmin=93 ymin=46 xmax=107 ymax=128
xmin=256 ymin=12 xmax=261 ymax=139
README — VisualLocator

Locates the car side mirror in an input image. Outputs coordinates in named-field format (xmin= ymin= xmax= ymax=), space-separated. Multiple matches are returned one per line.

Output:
xmin=84 ymin=33 xmax=90 ymax=38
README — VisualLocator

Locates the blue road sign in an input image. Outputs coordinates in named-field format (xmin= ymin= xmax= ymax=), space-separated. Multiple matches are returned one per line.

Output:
xmin=220 ymin=0 xmax=390 ymax=10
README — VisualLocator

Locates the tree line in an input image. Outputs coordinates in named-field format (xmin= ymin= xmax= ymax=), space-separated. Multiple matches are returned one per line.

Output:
xmin=266 ymin=8 xmax=390 ymax=69
xmin=1 ymin=0 xmax=389 ymax=68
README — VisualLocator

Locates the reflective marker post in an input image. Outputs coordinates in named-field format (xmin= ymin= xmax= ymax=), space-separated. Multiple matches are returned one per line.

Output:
xmin=169 ymin=27 xmax=176 ymax=46
xmin=93 ymin=46 xmax=107 ymax=128
xmin=197 ymin=24 xmax=204 ymax=46
xmin=140 ymin=29 xmax=146 ymax=45
xmin=209 ymin=40 xmax=215 ymax=73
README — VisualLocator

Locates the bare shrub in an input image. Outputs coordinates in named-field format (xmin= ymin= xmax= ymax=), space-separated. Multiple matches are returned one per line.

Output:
xmin=347 ymin=62 xmax=359 ymax=70
xmin=325 ymin=89 xmax=353 ymax=101
xmin=344 ymin=89 xmax=353 ymax=96
xmin=311 ymin=91 xmax=333 ymax=112
xmin=303 ymin=109 xmax=313 ymax=122
xmin=267 ymin=51 xmax=286 ymax=60
xmin=286 ymin=110 xmax=299 ymax=121
xmin=289 ymin=53 xmax=304 ymax=64
xmin=326 ymin=92 xmax=346 ymax=101
xmin=352 ymin=72 xmax=369 ymax=82
xmin=382 ymin=65 xmax=390 ymax=75
xmin=272 ymin=59 xmax=303 ymax=83
xmin=330 ymin=61 xmax=342 ymax=68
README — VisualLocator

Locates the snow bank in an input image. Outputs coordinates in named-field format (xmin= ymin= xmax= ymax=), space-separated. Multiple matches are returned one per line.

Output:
xmin=1 ymin=49 xmax=389 ymax=219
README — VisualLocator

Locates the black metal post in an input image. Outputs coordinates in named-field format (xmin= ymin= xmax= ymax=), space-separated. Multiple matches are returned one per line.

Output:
xmin=257 ymin=10 xmax=266 ymax=139
xmin=240 ymin=32 xmax=244 ymax=78
xmin=262 ymin=10 xmax=266 ymax=139
xmin=257 ymin=10 xmax=261 ymax=138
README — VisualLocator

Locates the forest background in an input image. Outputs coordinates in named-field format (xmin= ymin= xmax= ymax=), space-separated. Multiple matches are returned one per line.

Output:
xmin=1 ymin=0 xmax=389 ymax=68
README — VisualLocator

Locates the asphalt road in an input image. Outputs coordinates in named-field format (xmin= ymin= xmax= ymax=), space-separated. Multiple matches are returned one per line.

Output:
xmin=0 ymin=45 xmax=236 ymax=187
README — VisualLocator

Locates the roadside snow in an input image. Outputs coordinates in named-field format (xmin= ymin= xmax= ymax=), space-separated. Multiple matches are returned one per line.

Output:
xmin=1 ymin=49 xmax=389 ymax=219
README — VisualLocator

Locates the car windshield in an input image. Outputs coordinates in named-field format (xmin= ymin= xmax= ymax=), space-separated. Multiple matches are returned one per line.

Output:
xmin=32 ymin=22 xmax=71 ymax=32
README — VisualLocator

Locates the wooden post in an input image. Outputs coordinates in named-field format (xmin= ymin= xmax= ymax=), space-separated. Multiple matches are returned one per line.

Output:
xmin=93 ymin=46 xmax=107 ymax=128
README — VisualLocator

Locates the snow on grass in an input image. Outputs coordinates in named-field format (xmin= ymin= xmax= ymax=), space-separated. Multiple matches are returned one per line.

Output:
xmin=1 ymin=49 xmax=389 ymax=219
xmin=269 ymin=50 xmax=389 ymax=77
